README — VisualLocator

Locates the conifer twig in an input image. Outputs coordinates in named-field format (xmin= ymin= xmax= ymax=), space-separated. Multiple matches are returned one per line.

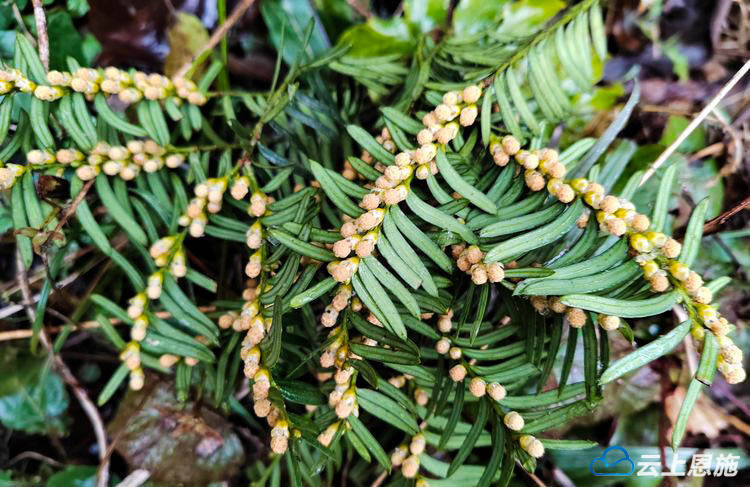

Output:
xmin=15 ymin=248 xmax=110 ymax=487
xmin=0 ymin=306 xmax=216 ymax=342
xmin=31 ymin=0 xmax=49 ymax=70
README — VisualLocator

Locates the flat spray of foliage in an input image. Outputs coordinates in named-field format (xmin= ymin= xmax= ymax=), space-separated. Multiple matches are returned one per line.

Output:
xmin=0 ymin=0 xmax=745 ymax=485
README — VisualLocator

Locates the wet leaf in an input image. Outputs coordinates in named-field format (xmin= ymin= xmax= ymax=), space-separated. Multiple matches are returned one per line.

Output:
xmin=0 ymin=351 xmax=68 ymax=435
xmin=46 ymin=11 xmax=87 ymax=71
xmin=337 ymin=17 xmax=414 ymax=57
xmin=108 ymin=380 xmax=244 ymax=485
xmin=452 ymin=0 xmax=507 ymax=36
xmin=261 ymin=0 xmax=330 ymax=65
xmin=164 ymin=12 xmax=210 ymax=77
xmin=496 ymin=0 xmax=565 ymax=36
xmin=659 ymin=115 xmax=706 ymax=153
xmin=404 ymin=0 xmax=449 ymax=33
xmin=46 ymin=465 xmax=97 ymax=487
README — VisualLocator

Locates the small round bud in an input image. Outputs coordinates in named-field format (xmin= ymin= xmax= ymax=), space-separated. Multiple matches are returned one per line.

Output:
xmin=340 ymin=221 xmax=357 ymax=238
xmin=525 ymin=170 xmax=545 ymax=191
xmin=694 ymin=287 xmax=713 ymax=304
xmin=463 ymin=245 xmax=481 ymax=264
xmin=520 ymin=434 xmax=545 ymax=458
xmin=648 ymin=274 xmax=669 ymax=292
xmin=721 ymin=344 xmax=743 ymax=364
xmin=684 ymin=271 xmax=703 ymax=292
xmin=556 ymin=184 xmax=576 ymax=203
xmin=435 ymin=104 xmax=455 ymax=122
xmin=631 ymin=214 xmax=650 ymax=232
xmin=436 ymin=337 xmax=451 ymax=354
xmin=159 ymin=354 xmax=180 ymax=368
xmin=549 ymin=297 xmax=567 ymax=314
xmin=391 ymin=445 xmax=408 ymax=467
xmin=449 ymin=346 xmax=462 ymax=360
xmin=503 ymin=411 xmax=524 ymax=431
xmin=522 ymin=152 xmax=540 ymax=170
xmin=129 ymin=368 xmax=145 ymax=390
xmin=725 ymin=366 xmax=746 ymax=384
xmin=462 ymin=85 xmax=482 ymax=104
xmin=469 ymin=377 xmax=486 ymax=397
xmin=471 ymin=264 xmax=488 ymax=284
xmin=629 ymin=234 xmax=653 ymax=253
xmin=548 ymin=162 xmax=567 ymax=179
xmin=501 ymin=135 xmax=520 ymax=155
xmin=566 ymin=307 xmax=587 ymax=328
xmin=254 ymin=399 xmax=272 ymax=417
xmin=414 ymin=388 xmax=429 ymax=406
xmin=662 ymin=238 xmax=682 ymax=259
xmin=605 ymin=218 xmax=627 ymax=236
xmin=422 ymin=112 xmax=438 ymax=128
xmin=270 ymin=436 xmax=288 ymax=454
xmin=487 ymin=263 xmax=505 ymax=282
xmin=333 ymin=239 xmax=353 ymax=259
xmin=597 ymin=315 xmax=620 ymax=331
xmin=449 ymin=364 xmax=467 ymax=382
xmin=417 ymin=129 xmax=434 ymax=145
xmin=443 ymin=91 xmax=460 ymax=105
xmin=493 ymin=150 xmax=510 ymax=166
xmin=487 ymin=382 xmax=506 ymax=401
xmin=409 ymin=434 xmax=426 ymax=455
xmin=459 ymin=104 xmax=478 ymax=126
xmin=402 ymin=454 xmax=420 ymax=478
xmin=669 ymin=261 xmax=690 ymax=281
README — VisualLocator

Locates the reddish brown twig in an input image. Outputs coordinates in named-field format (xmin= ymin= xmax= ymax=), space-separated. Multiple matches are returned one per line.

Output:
xmin=42 ymin=179 xmax=95 ymax=248
xmin=702 ymin=195 xmax=750 ymax=235
xmin=175 ymin=0 xmax=255 ymax=78
xmin=15 ymin=248 xmax=110 ymax=487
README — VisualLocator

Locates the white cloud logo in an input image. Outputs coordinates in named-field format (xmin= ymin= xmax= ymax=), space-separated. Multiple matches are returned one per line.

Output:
xmin=590 ymin=446 xmax=635 ymax=476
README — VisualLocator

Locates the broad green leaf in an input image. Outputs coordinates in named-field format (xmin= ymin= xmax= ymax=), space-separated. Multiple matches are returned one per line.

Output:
xmin=337 ymin=17 xmax=415 ymax=57
xmin=46 ymin=465 xmax=97 ymax=487
xmin=261 ymin=0 xmax=329 ymax=65
xmin=164 ymin=12 xmax=210 ymax=76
